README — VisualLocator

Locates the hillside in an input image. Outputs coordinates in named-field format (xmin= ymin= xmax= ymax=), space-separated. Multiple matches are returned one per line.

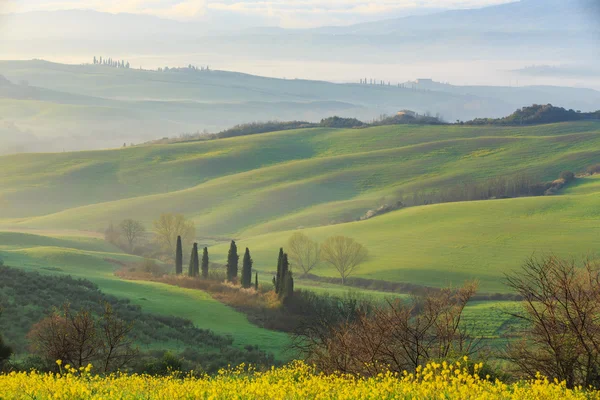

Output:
xmin=0 ymin=232 xmax=291 ymax=358
xmin=1 ymin=121 xmax=599 ymax=293
xmin=1 ymin=60 xmax=600 ymax=153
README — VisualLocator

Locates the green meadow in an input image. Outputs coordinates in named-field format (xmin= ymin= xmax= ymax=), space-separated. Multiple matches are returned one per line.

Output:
xmin=0 ymin=232 xmax=290 ymax=358
xmin=1 ymin=121 xmax=599 ymax=356
xmin=1 ymin=122 xmax=599 ymax=293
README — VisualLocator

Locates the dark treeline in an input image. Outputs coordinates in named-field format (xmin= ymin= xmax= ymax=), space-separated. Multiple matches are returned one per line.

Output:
xmin=146 ymin=113 xmax=446 ymax=145
xmin=0 ymin=266 xmax=275 ymax=374
xmin=216 ymin=121 xmax=316 ymax=139
xmin=466 ymin=104 xmax=600 ymax=126
xmin=358 ymin=171 xmax=577 ymax=224
xmin=398 ymin=174 xmax=553 ymax=207
xmin=407 ymin=170 xmax=577 ymax=207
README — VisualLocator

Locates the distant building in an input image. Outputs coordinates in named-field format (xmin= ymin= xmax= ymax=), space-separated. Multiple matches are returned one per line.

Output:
xmin=397 ymin=110 xmax=417 ymax=117
xmin=415 ymin=79 xmax=434 ymax=85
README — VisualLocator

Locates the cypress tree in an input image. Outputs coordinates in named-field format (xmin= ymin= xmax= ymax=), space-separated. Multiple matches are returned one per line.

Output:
xmin=193 ymin=243 xmax=200 ymax=277
xmin=201 ymin=247 xmax=209 ymax=279
xmin=226 ymin=240 xmax=239 ymax=282
xmin=188 ymin=243 xmax=199 ymax=277
xmin=255 ymin=272 xmax=259 ymax=291
xmin=278 ymin=254 xmax=290 ymax=299
xmin=284 ymin=270 xmax=294 ymax=300
xmin=275 ymin=248 xmax=284 ymax=294
xmin=241 ymin=248 xmax=253 ymax=288
xmin=175 ymin=236 xmax=183 ymax=275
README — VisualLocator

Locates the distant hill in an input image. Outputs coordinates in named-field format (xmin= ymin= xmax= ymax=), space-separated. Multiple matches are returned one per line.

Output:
xmin=323 ymin=0 xmax=599 ymax=35
xmin=1 ymin=60 xmax=599 ymax=153
xmin=1 ymin=1 xmax=597 ymax=86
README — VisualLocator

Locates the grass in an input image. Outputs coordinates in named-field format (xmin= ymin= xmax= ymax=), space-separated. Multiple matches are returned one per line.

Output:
xmin=210 ymin=182 xmax=600 ymax=293
xmin=0 ymin=232 xmax=291 ymax=359
xmin=1 ymin=122 xmax=600 ymax=293
xmin=2 ymin=122 xmax=600 ymax=233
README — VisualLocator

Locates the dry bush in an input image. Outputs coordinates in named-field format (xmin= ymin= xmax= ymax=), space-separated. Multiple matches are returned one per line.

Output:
xmin=587 ymin=164 xmax=600 ymax=175
xmin=296 ymin=281 xmax=479 ymax=376
xmin=28 ymin=304 xmax=137 ymax=373
xmin=505 ymin=256 xmax=600 ymax=388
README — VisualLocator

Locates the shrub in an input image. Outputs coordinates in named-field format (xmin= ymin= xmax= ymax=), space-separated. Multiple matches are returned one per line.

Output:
xmin=587 ymin=164 xmax=600 ymax=175
xmin=559 ymin=171 xmax=575 ymax=183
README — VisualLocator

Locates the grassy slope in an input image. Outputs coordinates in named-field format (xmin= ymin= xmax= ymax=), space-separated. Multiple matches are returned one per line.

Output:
xmin=0 ymin=232 xmax=290 ymax=358
xmin=1 ymin=122 xmax=599 ymax=293
xmin=2 ymin=122 xmax=599 ymax=232
xmin=210 ymin=175 xmax=600 ymax=293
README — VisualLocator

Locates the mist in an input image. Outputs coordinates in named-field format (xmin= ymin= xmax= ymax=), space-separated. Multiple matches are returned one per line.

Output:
xmin=0 ymin=0 xmax=599 ymax=153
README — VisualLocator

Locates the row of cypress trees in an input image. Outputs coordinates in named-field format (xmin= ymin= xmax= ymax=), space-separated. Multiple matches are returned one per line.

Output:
xmin=175 ymin=236 xmax=209 ymax=279
xmin=227 ymin=240 xmax=257 ymax=289
xmin=273 ymin=248 xmax=294 ymax=301
xmin=177 ymin=238 xmax=258 ymax=290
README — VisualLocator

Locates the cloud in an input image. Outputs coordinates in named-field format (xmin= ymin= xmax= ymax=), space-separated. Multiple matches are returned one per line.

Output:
xmin=3 ymin=0 xmax=515 ymax=27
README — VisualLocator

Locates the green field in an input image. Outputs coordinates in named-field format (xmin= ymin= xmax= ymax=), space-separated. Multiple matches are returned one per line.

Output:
xmin=0 ymin=232 xmax=291 ymax=359
xmin=210 ymin=176 xmax=600 ymax=293
xmin=1 ymin=122 xmax=599 ymax=293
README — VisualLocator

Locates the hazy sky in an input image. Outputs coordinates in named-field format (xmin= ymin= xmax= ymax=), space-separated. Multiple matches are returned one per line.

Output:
xmin=2 ymin=0 xmax=516 ymax=27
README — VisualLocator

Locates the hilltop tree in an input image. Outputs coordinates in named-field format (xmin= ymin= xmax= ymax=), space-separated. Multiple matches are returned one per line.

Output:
xmin=119 ymin=219 xmax=146 ymax=252
xmin=175 ymin=236 xmax=183 ymax=275
xmin=241 ymin=248 xmax=253 ymax=288
xmin=287 ymin=232 xmax=320 ymax=277
xmin=188 ymin=243 xmax=199 ymax=277
xmin=321 ymin=236 xmax=368 ymax=285
xmin=255 ymin=272 xmax=259 ymax=291
xmin=226 ymin=241 xmax=239 ymax=282
xmin=201 ymin=247 xmax=209 ymax=279
xmin=154 ymin=213 xmax=196 ymax=256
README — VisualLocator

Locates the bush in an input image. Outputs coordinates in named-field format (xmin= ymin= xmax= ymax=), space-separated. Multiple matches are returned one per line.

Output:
xmin=319 ymin=116 xmax=364 ymax=128
xmin=559 ymin=171 xmax=575 ymax=183
xmin=587 ymin=164 xmax=600 ymax=175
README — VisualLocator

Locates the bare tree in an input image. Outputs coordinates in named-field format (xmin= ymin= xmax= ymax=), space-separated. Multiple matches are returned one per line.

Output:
xmin=28 ymin=304 xmax=98 ymax=369
xmin=119 ymin=219 xmax=146 ymax=251
xmin=28 ymin=303 xmax=138 ymax=373
xmin=320 ymin=236 xmax=368 ymax=285
xmin=98 ymin=303 xmax=138 ymax=373
xmin=287 ymin=232 xmax=320 ymax=277
xmin=504 ymin=256 xmax=600 ymax=388
xmin=296 ymin=281 xmax=479 ymax=376
xmin=153 ymin=213 xmax=195 ymax=255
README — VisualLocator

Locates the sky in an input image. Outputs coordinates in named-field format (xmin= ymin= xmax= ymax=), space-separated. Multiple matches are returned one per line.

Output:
xmin=0 ymin=0 xmax=516 ymax=28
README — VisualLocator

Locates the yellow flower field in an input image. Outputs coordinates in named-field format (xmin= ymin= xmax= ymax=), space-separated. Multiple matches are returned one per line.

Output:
xmin=1 ymin=360 xmax=599 ymax=400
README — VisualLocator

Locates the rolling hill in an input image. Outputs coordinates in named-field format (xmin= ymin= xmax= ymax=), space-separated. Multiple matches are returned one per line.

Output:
xmin=1 ymin=121 xmax=599 ymax=293
xmin=1 ymin=60 xmax=600 ymax=153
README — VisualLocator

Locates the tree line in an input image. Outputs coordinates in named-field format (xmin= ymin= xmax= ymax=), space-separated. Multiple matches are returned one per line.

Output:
xmin=465 ymin=104 xmax=600 ymax=126
xmin=93 ymin=56 xmax=130 ymax=69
